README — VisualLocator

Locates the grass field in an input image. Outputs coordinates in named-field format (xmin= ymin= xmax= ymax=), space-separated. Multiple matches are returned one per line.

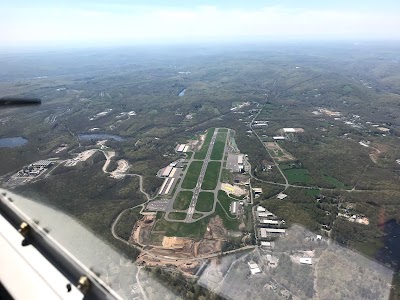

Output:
xmin=220 ymin=168 xmax=232 ymax=183
xmin=181 ymin=161 xmax=203 ymax=189
xmin=168 ymin=212 xmax=187 ymax=220
xmin=153 ymin=213 xmax=211 ymax=238
xmin=195 ymin=192 xmax=215 ymax=212
xmin=323 ymin=174 xmax=349 ymax=189
xmin=305 ymin=188 xmax=320 ymax=197
xmin=210 ymin=132 xmax=227 ymax=160
xmin=215 ymin=203 xmax=240 ymax=231
xmin=172 ymin=191 xmax=193 ymax=210
xmin=201 ymin=161 xmax=221 ymax=190
xmin=192 ymin=213 xmax=203 ymax=219
xmin=217 ymin=190 xmax=233 ymax=214
xmin=194 ymin=128 xmax=215 ymax=160
xmin=283 ymin=168 xmax=312 ymax=184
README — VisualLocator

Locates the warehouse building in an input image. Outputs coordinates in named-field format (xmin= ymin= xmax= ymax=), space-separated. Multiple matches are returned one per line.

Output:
xmin=260 ymin=228 xmax=286 ymax=238
xmin=161 ymin=166 xmax=173 ymax=177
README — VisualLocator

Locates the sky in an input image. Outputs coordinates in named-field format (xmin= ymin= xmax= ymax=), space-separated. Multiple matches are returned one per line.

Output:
xmin=1 ymin=0 xmax=400 ymax=48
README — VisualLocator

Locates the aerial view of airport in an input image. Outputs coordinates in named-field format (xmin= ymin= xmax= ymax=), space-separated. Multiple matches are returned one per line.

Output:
xmin=1 ymin=43 xmax=400 ymax=300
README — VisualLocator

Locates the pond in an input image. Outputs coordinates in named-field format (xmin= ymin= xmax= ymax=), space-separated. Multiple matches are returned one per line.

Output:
xmin=78 ymin=133 xmax=125 ymax=141
xmin=178 ymin=88 xmax=187 ymax=97
xmin=0 ymin=137 xmax=28 ymax=148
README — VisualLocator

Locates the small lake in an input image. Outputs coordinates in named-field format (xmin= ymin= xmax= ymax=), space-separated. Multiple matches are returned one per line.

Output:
xmin=78 ymin=133 xmax=125 ymax=141
xmin=0 ymin=137 xmax=28 ymax=148
xmin=178 ymin=88 xmax=187 ymax=97
xmin=375 ymin=219 xmax=400 ymax=271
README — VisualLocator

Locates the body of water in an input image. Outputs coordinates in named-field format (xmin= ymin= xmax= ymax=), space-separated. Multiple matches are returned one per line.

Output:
xmin=0 ymin=137 xmax=28 ymax=148
xmin=78 ymin=133 xmax=125 ymax=141
xmin=178 ymin=88 xmax=187 ymax=97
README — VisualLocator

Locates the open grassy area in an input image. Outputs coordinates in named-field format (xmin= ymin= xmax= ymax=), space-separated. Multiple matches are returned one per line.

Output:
xmin=195 ymin=192 xmax=215 ymax=212
xmin=323 ymin=174 xmax=349 ymax=189
xmin=194 ymin=128 xmax=215 ymax=160
xmin=167 ymin=212 xmax=187 ymax=220
xmin=220 ymin=168 xmax=232 ymax=183
xmin=201 ymin=161 xmax=221 ymax=190
xmin=210 ymin=132 xmax=227 ymax=160
xmin=305 ymin=188 xmax=320 ymax=197
xmin=153 ymin=213 xmax=211 ymax=238
xmin=215 ymin=203 xmax=241 ymax=231
xmin=192 ymin=213 xmax=203 ymax=219
xmin=217 ymin=190 xmax=234 ymax=214
xmin=172 ymin=191 xmax=193 ymax=210
xmin=181 ymin=161 xmax=203 ymax=189
xmin=283 ymin=168 xmax=312 ymax=184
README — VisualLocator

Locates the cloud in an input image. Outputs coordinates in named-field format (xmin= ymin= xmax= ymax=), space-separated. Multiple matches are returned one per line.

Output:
xmin=1 ymin=4 xmax=400 ymax=47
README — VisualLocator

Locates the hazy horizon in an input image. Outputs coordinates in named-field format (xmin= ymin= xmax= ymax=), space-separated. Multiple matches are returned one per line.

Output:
xmin=1 ymin=0 xmax=400 ymax=50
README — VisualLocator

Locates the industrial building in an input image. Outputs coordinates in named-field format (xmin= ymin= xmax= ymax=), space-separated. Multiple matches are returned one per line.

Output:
xmin=161 ymin=166 xmax=173 ymax=177
xmin=158 ymin=178 xmax=176 ymax=195
xmin=276 ymin=193 xmax=288 ymax=200
xmin=176 ymin=144 xmax=189 ymax=152
xmin=260 ymin=241 xmax=274 ymax=249
xmin=257 ymin=206 xmax=266 ymax=212
xmin=299 ymin=258 xmax=312 ymax=265
xmin=230 ymin=201 xmax=238 ymax=214
xmin=247 ymin=261 xmax=261 ymax=275
xmin=253 ymin=188 xmax=263 ymax=195
xmin=261 ymin=219 xmax=279 ymax=225
xmin=259 ymin=228 xmax=286 ymax=238
xmin=16 ymin=160 xmax=54 ymax=178
xmin=283 ymin=128 xmax=296 ymax=133
xmin=257 ymin=211 xmax=276 ymax=219
xmin=273 ymin=136 xmax=285 ymax=140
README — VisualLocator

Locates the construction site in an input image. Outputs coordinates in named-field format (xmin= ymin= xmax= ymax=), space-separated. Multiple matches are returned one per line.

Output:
xmin=131 ymin=214 xmax=228 ymax=275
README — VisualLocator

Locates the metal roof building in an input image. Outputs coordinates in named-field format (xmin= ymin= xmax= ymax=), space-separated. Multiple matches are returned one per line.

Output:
xmin=161 ymin=166 xmax=173 ymax=177
xmin=177 ymin=144 xmax=186 ymax=152
xmin=260 ymin=228 xmax=286 ymax=238
xmin=300 ymin=258 xmax=312 ymax=265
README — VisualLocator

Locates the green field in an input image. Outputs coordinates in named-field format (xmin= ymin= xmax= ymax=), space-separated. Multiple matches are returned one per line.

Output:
xmin=192 ymin=213 xmax=203 ymax=219
xmin=194 ymin=128 xmax=215 ymax=160
xmin=181 ymin=161 xmax=203 ymax=189
xmin=305 ymin=188 xmax=320 ymax=197
xmin=201 ymin=161 xmax=221 ymax=190
xmin=215 ymin=203 xmax=241 ymax=231
xmin=218 ymin=128 xmax=228 ymax=133
xmin=217 ymin=190 xmax=234 ymax=214
xmin=153 ymin=213 xmax=211 ymax=238
xmin=323 ymin=174 xmax=348 ymax=189
xmin=172 ymin=191 xmax=193 ymax=210
xmin=168 ymin=212 xmax=187 ymax=220
xmin=195 ymin=192 xmax=215 ymax=212
xmin=210 ymin=132 xmax=227 ymax=160
xmin=283 ymin=168 xmax=312 ymax=184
